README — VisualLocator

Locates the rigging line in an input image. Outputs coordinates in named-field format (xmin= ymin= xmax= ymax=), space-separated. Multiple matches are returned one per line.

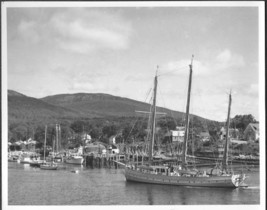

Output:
xmin=157 ymin=65 xmax=188 ymax=77
xmin=158 ymin=80 xmax=179 ymax=127
xmin=157 ymin=83 xmax=178 ymax=138
xmin=144 ymin=87 xmax=152 ymax=103
xmin=125 ymin=117 xmax=139 ymax=144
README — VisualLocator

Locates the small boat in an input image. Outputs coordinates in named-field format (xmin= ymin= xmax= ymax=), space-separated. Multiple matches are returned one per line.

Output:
xmin=8 ymin=155 xmax=19 ymax=162
xmin=40 ymin=162 xmax=58 ymax=170
xmin=29 ymin=159 xmax=46 ymax=167
xmin=19 ymin=155 xmax=32 ymax=164
xmin=65 ymin=155 xmax=84 ymax=165
xmin=39 ymin=125 xmax=58 ymax=170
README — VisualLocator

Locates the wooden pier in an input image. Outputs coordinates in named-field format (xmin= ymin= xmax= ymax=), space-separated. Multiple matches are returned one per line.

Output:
xmin=84 ymin=153 xmax=126 ymax=168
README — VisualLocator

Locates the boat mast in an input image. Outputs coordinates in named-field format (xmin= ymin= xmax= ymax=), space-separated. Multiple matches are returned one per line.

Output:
xmin=56 ymin=124 xmax=58 ymax=153
xmin=44 ymin=125 xmax=47 ymax=161
xmin=222 ymin=93 xmax=232 ymax=172
xmin=182 ymin=55 xmax=194 ymax=168
xmin=148 ymin=70 xmax=158 ymax=163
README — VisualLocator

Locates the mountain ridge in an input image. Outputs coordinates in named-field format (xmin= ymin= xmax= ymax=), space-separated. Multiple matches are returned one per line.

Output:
xmin=8 ymin=89 xmax=211 ymax=126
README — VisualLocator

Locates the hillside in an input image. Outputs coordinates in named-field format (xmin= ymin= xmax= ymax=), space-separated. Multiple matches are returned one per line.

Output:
xmin=8 ymin=90 xmax=214 ymax=127
xmin=8 ymin=90 xmax=224 ymax=144
xmin=8 ymin=90 xmax=91 ymax=125
xmin=41 ymin=93 xmax=186 ymax=119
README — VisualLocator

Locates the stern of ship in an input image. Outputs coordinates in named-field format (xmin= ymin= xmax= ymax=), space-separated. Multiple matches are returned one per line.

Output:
xmin=231 ymin=174 xmax=246 ymax=187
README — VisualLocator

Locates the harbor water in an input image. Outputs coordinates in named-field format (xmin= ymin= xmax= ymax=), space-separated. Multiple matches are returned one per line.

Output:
xmin=8 ymin=162 xmax=260 ymax=205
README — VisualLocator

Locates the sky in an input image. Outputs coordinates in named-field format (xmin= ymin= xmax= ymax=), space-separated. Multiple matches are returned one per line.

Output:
xmin=4 ymin=2 xmax=263 ymax=122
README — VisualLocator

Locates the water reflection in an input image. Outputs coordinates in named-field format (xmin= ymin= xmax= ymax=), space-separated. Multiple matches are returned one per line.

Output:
xmin=146 ymin=186 xmax=153 ymax=205
xmin=23 ymin=164 xmax=31 ymax=170
xmin=8 ymin=162 xmax=260 ymax=205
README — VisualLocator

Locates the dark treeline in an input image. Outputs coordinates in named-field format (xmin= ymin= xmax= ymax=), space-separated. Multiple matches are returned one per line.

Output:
xmin=8 ymin=114 xmax=257 ymax=151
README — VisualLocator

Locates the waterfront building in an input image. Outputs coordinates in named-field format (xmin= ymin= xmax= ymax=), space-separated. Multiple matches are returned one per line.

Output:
xmin=164 ymin=126 xmax=185 ymax=143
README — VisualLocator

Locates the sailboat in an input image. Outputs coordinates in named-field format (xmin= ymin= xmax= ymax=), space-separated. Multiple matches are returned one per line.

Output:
xmin=124 ymin=56 xmax=246 ymax=188
xmin=40 ymin=125 xmax=58 ymax=170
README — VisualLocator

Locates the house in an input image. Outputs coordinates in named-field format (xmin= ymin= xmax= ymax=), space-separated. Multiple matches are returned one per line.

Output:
xmin=82 ymin=133 xmax=92 ymax=144
xmin=109 ymin=135 xmax=117 ymax=145
xmin=108 ymin=144 xmax=120 ymax=154
xmin=244 ymin=123 xmax=259 ymax=142
xmin=220 ymin=127 xmax=240 ymax=140
xmin=84 ymin=142 xmax=107 ymax=155
xmin=199 ymin=132 xmax=210 ymax=142
xmin=166 ymin=126 xmax=185 ymax=143
xmin=25 ymin=138 xmax=37 ymax=151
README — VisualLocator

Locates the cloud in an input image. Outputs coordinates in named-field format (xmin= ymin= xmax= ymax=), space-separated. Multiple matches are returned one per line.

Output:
xmin=50 ymin=11 xmax=132 ymax=53
xmin=160 ymin=49 xmax=245 ymax=80
xmin=160 ymin=59 xmax=210 ymax=77
xmin=215 ymin=49 xmax=245 ymax=69
xmin=16 ymin=8 xmax=132 ymax=54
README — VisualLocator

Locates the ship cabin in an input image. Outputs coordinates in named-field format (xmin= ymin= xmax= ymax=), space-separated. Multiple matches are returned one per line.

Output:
xmin=131 ymin=165 xmax=173 ymax=176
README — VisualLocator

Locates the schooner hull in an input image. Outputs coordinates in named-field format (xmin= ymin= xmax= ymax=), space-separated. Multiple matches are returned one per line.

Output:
xmin=125 ymin=168 xmax=239 ymax=188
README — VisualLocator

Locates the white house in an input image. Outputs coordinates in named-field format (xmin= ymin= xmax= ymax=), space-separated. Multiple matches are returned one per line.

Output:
xmin=220 ymin=127 xmax=240 ymax=140
xmin=82 ymin=133 xmax=92 ymax=144
xmin=108 ymin=144 xmax=120 ymax=154
xmin=109 ymin=135 xmax=117 ymax=145
xmin=170 ymin=126 xmax=185 ymax=142
xmin=244 ymin=123 xmax=259 ymax=142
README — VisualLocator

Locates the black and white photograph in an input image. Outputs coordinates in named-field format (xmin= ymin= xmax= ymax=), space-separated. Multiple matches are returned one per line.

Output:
xmin=1 ymin=1 xmax=265 ymax=209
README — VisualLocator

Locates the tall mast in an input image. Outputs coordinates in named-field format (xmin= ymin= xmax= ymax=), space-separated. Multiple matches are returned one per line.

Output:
xmin=148 ymin=71 xmax=158 ymax=163
xmin=182 ymin=55 xmax=194 ymax=168
xmin=44 ymin=125 xmax=47 ymax=161
xmin=56 ymin=124 xmax=58 ymax=153
xmin=222 ymin=93 xmax=232 ymax=171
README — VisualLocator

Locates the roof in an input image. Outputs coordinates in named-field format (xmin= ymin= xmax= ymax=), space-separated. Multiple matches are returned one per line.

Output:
xmin=85 ymin=142 xmax=106 ymax=149
xmin=199 ymin=132 xmax=210 ymax=137
xmin=248 ymin=123 xmax=259 ymax=132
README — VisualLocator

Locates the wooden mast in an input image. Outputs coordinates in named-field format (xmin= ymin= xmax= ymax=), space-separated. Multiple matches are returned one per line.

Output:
xmin=44 ymin=125 xmax=47 ymax=161
xmin=222 ymin=93 xmax=232 ymax=172
xmin=148 ymin=71 xmax=158 ymax=163
xmin=56 ymin=124 xmax=58 ymax=153
xmin=182 ymin=55 xmax=194 ymax=169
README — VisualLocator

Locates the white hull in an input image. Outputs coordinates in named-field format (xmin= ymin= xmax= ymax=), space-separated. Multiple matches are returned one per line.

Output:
xmin=65 ymin=156 xmax=84 ymax=165
xmin=40 ymin=163 xmax=58 ymax=170
xmin=20 ymin=157 xmax=32 ymax=164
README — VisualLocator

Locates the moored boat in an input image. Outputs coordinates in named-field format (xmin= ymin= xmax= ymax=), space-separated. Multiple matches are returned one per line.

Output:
xmin=39 ymin=125 xmax=58 ymax=170
xmin=8 ymin=155 xmax=19 ymax=162
xmin=65 ymin=155 xmax=84 ymax=165
xmin=124 ymin=56 xmax=247 ymax=188
xmin=40 ymin=162 xmax=58 ymax=170
xmin=19 ymin=155 xmax=32 ymax=164
xmin=29 ymin=159 xmax=46 ymax=167
xmin=125 ymin=165 xmax=245 ymax=188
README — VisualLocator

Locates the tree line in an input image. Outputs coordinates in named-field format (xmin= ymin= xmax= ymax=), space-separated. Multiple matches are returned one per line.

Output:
xmin=8 ymin=114 xmax=257 ymax=150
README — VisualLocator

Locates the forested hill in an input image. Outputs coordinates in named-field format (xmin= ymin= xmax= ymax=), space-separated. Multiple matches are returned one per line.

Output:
xmin=8 ymin=90 xmax=215 ymax=127
xmin=8 ymin=90 xmax=226 ymax=143
xmin=8 ymin=90 xmax=83 ymax=125
xmin=41 ymin=93 xmax=185 ymax=119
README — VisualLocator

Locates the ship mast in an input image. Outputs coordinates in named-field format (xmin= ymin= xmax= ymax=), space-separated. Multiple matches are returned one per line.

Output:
xmin=44 ymin=125 xmax=47 ymax=161
xmin=182 ymin=55 xmax=194 ymax=169
xmin=222 ymin=93 xmax=232 ymax=172
xmin=148 ymin=71 xmax=158 ymax=163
